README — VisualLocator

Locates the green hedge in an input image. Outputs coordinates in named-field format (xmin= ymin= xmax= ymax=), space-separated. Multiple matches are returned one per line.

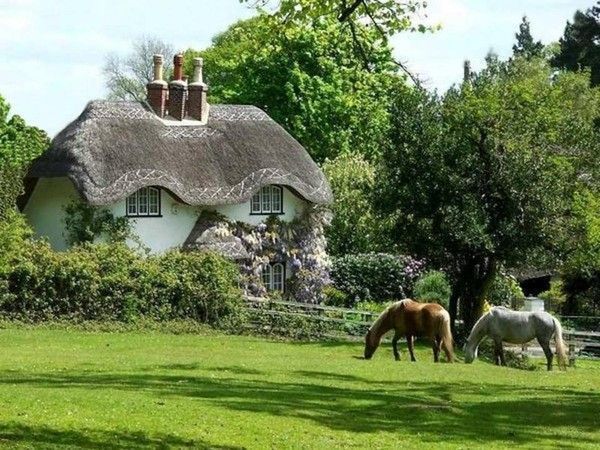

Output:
xmin=0 ymin=238 xmax=245 ymax=327
xmin=330 ymin=253 xmax=426 ymax=305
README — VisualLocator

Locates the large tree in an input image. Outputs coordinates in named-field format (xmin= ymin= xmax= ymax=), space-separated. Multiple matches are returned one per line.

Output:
xmin=0 ymin=95 xmax=48 ymax=219
xmin=240 ymin=0 xmax=432 ymax=84
xmin=377 ymin=57 xmax=600 ymax=333
xmin=103 ymin=36 xmax=174 ymax=102
xmin=552 ymin=2 xmax=600 ymax=86
xmin=512 ymin=16 xmax=543 ymax=60
xmin=186 ymin=15 xmax=402 ymax=162
xmin=322 ymin=152 xmax=393 ymax=255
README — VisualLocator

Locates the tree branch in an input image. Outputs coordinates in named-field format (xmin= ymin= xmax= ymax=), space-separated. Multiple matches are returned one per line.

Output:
xmin=338 ymin=0 xmax=364 ymax=22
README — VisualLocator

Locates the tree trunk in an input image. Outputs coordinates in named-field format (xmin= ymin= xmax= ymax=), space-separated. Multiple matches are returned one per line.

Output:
xmin=451 ymin=256 xmax=497 ymax=341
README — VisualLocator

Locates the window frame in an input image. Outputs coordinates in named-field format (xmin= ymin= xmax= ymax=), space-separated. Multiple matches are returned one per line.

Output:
xmin=250 ymin=185 xmax=284 ymax=215
xmin=262 ymin=262 xmax=286 ymax=292
xmin=126 ymin=187 xmax=162 ymax=218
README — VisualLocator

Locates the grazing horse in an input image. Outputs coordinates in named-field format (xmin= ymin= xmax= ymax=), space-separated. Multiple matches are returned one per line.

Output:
xmin=364 ymin=299 xmax=454 ymax=362
xmin=464 ymin=306 xmax=567 ymax=371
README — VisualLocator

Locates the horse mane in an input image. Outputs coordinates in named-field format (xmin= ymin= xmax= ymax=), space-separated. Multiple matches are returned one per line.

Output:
xmin=467 ymin=310 xmax=491 ymax=345
xmin=369 ymin=300 xmax=411 ymax=335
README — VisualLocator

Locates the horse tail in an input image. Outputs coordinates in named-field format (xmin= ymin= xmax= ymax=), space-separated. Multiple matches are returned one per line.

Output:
xmin=553 ymin=317 xmax=568 ymax=370
xmin=439 ymin=311 xmax=454 ymax=363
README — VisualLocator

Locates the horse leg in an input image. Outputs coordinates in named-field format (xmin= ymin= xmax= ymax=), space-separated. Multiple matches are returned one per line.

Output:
xmin=407 ymin=335 xmax=416 ymax=362
xmin=539 ymin=337 xmax=553 ymax=371
xmin=432 ymin=336 xmax=441 ymax=363
xmin=494 ymin=340 xmax=505 ymax=366
xmin=392 ymin=332 xmax=401 ymax=361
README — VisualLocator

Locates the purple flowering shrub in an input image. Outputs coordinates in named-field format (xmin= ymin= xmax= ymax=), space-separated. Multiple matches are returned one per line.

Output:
xmin=226 ymin=207 xmax=330 ymax=303
xmin=330 ymin=253 xmax=426 ymax=306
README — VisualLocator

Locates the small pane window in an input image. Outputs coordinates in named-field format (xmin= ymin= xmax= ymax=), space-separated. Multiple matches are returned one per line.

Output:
xmin=262 ymin=262 xmax=285 ymax=292
xmin=262 ymin=264 xmax=272 ymax=289
xmin=126 ymin=193 xmax=137 ymax=215
xmin=261 ymin=186 xmax=271 ymax=213
xmin=272 ymin=263 xmax=284 ymax=291
xmin=251 ymin=192 xmax=261 ymax=213
xmin=125 ymin=187 xmax=161 ymax=217
xmin=271 ymin=187 xmax=282 ymax=213
xmin=251 ymin=185 xmax=283 ymax=215
xmin=148 ymin=187 xmax=160 ymax=215
xmin=138 ymin=188 xmax=148 ymax=214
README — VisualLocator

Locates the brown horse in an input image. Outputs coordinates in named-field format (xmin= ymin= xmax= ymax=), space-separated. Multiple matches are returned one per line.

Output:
xmin=364 ymin=299 xmax=454 ymax=362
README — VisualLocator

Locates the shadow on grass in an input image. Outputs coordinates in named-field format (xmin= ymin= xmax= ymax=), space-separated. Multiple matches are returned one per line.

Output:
xmin=0 ymin=422 xmax=242 ymax=449
xmin=0 ymin=369 xmax=597 ymax=448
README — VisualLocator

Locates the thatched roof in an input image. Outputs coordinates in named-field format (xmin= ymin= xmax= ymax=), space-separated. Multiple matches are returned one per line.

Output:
xmin=28 ymin=101 xmax=332 ymax=206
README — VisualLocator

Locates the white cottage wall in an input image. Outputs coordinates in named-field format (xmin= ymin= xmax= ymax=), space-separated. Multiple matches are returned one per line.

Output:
xmin=24 ymin=178 xmax=307 ymax=253
xmin=23 ymin=177 xmax=80 ymax=251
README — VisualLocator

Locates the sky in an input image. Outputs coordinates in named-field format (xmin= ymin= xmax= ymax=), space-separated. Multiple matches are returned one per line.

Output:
xmin=0 ymin=0 xmax=594 ymax=136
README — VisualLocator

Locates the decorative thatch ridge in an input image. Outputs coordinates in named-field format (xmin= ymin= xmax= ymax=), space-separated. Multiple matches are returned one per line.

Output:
xmin=28 ymin=101 xmax=333 ymax=206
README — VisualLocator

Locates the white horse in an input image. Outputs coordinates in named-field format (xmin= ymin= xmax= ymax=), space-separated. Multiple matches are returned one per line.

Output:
xmin=464 ymin=306 xmax=567 ymax=370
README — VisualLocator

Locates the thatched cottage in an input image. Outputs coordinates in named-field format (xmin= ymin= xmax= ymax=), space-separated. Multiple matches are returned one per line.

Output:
xmin=22 ymin=54 xmax=332 ymax=297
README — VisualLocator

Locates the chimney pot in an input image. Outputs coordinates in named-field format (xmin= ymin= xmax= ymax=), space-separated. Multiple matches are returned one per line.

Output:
xmin=147 ymin=53 xmax=168 ymax=117
xmin=191 ymin=57 xmax=204 ymax=84
xmin=173 ymin=53 xmax=184 ymax=81
xmin=168 ymin=53 xmax=187 ymax=120
xmin=188 ymin=57 xmax=209 ymax=122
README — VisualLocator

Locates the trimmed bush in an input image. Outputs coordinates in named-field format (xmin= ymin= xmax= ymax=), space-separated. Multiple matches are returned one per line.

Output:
xmin=330 ymin=253 xmax=425 ymax=306
xmin=413 ymin=270 xmax=451 ymax=308
xmin=0 ymin=238 xmax=245 ymax=327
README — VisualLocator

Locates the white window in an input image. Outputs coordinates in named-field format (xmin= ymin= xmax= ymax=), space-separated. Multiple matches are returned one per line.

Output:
xmin=262 ymin=262 xmax=285 ymax=292
xmin=251 ymin=185 xmax=283 ymax=215
xmin=126 ymin=187 xmax=161 ymax=217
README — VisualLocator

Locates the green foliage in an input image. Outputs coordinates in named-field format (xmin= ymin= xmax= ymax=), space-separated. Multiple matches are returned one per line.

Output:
xmin=330 ymin=253 xmax=425 ymax=305
xmin=0 ymin=238 xmax=244 ymax=327
xmin=413 ymin=271 xmax=451 ymax=308
xmin=539 ymin=278 xmax=567 ymax=313
xmin=512 ymin=16 xmax=543 ymax=60
xmin=487 ymin=273 xmax=526 ymax=309
xmin=185 ymin=15 xmax=401 ymax=162
xmin=322 ymin=285 xmax=349 ymax=307
xmin=561 ymin=189 xmax=600 ymax=315
xmin=0 ymin=212 xmax=32 ymax=273
xmin=0 ymin=94 xmax=49 ymax=217
xmin=0 ymin=95 xmax=49 ymax=167
xmin=552 ymin=4 xmax=600 ymax=86
xmin=322 ymin=153 xmax=389 ymax=255
xmin=476 ymin=339 xmax=538 ymax=371
xmin=241 ymin=0 xmax=432 ymax=35
xmin=63 ymin=200 xmax=132 ymax=246
xmin=0 ymin=165 xmax=24 ymax=220
xmin=378 ymin=56 xmax=600 ymax=327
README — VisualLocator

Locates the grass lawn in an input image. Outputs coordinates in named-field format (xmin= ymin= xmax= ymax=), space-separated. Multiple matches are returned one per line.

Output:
xmin=0 ymin=328 xmax=598 ymax=449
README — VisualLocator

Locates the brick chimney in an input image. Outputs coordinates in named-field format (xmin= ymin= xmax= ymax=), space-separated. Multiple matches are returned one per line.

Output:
xmin=168 ymin=53 xmax=187 ymax=120
xmin=188 ymin=57 xmax=209 ymax=122
xmin=147 ymin=54 xmax=168 ymax=117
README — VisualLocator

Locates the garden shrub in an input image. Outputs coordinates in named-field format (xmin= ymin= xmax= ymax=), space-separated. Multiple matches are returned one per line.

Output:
xmin=0 ymin=239 xmax=245 ymax=328
xmin=330 ymin=253 xmax=425 ymax=306
xmin=488 ymin=272 xmax=526 ymax=309
xmin=413 ymin=270 xmax=451 ymax=308
xmin=322 ymin=285 xmax=349 ymax=307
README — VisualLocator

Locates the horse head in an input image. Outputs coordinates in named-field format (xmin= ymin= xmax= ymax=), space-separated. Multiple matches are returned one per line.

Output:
xmin=364 ymin=329 xmax=377 ymax=359
xmin=463 ymin=343 xmax=477 ymax=363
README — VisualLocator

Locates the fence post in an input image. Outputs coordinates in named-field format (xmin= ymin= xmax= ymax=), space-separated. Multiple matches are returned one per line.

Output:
xmin=568 ymin=342 xmax=576 ymax=368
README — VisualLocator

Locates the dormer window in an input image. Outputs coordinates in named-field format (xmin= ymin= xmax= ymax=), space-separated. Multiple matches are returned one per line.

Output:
xmin=126 ymin=187 xmax=161 ymax=217
xmin=251 ymin=185 xmax=283 ymax=215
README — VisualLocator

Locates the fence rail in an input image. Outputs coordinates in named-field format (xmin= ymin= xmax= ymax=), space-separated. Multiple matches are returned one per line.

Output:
xmin=244 ymin=296 xmax=600 ymax=359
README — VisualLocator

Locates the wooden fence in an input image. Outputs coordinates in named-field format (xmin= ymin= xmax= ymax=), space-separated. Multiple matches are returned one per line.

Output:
xmin=243 ymin=297 xmax=600 ymax=360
